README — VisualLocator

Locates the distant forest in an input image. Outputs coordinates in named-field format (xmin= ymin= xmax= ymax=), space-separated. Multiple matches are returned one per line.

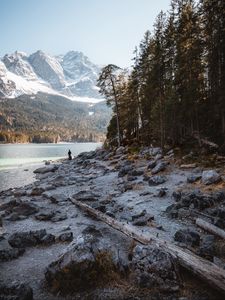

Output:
xmin=98 ymin=0 xmax=225 ymax=152
xmin=0 ymin=93 xmax=110 ymax=143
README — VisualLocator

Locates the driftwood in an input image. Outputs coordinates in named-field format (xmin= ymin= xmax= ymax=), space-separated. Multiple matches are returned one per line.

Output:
xmin=70 ymin=198 xmax=225 ymax=294
xmin=196 ymin=218 xmax=225 ymax=240
xmin=180 ymin=163 xmax=197 ymax=169
xmin=193 ymin=134 xmax=219 ymax=149
xmin=190 ymin=209 xmax=214 ymax=220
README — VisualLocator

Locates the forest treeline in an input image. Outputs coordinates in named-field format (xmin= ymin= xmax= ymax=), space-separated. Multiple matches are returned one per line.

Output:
xmin=98 ymin=0 xmax=225 ymax=152
xmin=0 ymin=93 xmax=110 ymax=143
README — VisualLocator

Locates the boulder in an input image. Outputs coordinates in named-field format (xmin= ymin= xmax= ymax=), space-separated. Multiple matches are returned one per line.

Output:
xmin=202 ymin=170 xmax=221 ymax=185
xmin=0 ymin=283 xmax=33 ymax=300
xmin=0 ymin=238 xmax=25 ymax=262
xmin=127 ymin=175 xmax=137 ymax=181
xmin=131 ymin=209 xmax=154 ymax=226
xmin=33 ymin=165 xmax=58 ymax=174
xmin=118 ymin=165 xmax=134 ymax=177
xmin=131 ymin=245 xmax=179 ymax=292
xmin=129 ymin=169 xmax=144 ymax=176
xmin=151 ymin=161 xmax=167 ymax=175
xmin=147 ymin=160 xmax=157 ymax=170
xmin=30 ymin=187 xmax=44 ymax=196
xmin=148 ymin=175 xmax=167 ymax=186
xmin=35 ymin=210 xmax=55 ymax=221
xmin=41 ymin=234 xmax=56 ymax=245
xmin=116 ymin=146 xmax=126 ymax=155
xmin=174 ymin=229 xmax=200 ymax=247
xmin=198 ymin=235 xmax=215 ymax=260
xmin=157 ymin=188 xmax=167 ymax=197
xmin=12 ymin=202 xmax=39 ymax=216
xmin=51 ymin=212 xmax=67 ymax=222
xmin=45 ymin=229 xmax=122 ymax=293
xmin=50 ymin=193 xmax=69 ymax=204
xmin=77 ymin=150 xmax=96 ymax=160
xmin=149 ymin=147 xmax=162 ymax=156
xmin=172 ymin=191 xmax=182 ymax=202
xmin=8 ymin=229 xmax=55 ymax=248
xmin=132 ymin=214 xmax=154 ymax=226
xmin=72 ymin=190 xmax=99 ymax=202
xmin=2 ymin=201 xmax=39 ymax=221
xmin=187 ymin=174 xmax=202 ymax=183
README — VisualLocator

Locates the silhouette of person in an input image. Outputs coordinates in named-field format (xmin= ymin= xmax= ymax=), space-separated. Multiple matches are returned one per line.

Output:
xmin=68 ymin=149 xmax=72 ymax=160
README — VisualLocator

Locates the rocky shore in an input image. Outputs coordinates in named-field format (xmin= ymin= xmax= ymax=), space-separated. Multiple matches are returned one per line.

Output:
xmin=0 ymin=146 xmax=225 ymax=299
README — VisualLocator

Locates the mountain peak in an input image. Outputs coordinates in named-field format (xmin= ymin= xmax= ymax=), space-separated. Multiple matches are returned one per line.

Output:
xmin=0 ymin=50 xmax=102 ymax=102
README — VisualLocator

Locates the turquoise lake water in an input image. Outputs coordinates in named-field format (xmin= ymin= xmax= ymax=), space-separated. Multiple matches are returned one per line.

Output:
xmin=0 ymin=142 xmax=101 ymax=191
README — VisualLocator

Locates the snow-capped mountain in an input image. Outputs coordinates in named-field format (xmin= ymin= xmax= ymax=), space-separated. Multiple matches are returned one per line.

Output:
xmin=0 ymin=50 xmax=102 ymax=102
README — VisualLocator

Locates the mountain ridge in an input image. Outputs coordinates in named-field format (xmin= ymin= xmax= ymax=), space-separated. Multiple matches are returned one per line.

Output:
xmin=0 ymin=50 xmax=102 ymax=102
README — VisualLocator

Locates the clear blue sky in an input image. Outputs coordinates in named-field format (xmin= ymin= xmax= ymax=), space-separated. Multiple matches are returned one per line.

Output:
xmin=0 ymin=0 xmax=171 ymax=67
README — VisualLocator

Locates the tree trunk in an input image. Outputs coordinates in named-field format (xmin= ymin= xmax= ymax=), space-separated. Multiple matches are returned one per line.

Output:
xmin=70 ymin=198 xmax=225 ymax=294
xmin=111 ymin=78 xmax=121 ymax=147
xmin=196 ymin=218 xmax=225 ymax=240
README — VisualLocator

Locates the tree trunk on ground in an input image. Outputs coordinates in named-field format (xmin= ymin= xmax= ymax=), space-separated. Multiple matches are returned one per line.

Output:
xmin=70 ymin=198 xmax=225 ymax=295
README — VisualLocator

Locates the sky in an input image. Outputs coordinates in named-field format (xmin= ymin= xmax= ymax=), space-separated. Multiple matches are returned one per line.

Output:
xmin=0 ymin=0 xmax=171 ymax=67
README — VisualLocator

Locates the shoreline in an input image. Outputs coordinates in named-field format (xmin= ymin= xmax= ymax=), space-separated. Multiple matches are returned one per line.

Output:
xmin=0 ymin=146 xmax=225 ymax=299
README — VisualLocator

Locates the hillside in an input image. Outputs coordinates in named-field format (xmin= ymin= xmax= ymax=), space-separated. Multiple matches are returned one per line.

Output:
xmin=0 ymin=93 xmax=111 ymax=143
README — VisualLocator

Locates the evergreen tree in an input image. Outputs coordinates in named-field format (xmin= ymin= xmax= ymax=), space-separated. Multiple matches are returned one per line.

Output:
xmin=97 ymin=64 xmax=122 ymax=146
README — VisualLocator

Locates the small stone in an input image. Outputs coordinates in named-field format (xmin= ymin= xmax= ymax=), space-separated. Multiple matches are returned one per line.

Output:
xmin=58 ymin=232 xmax=73 ymax=242
xmin=148 ymin=175 xmax=167 ymax=186
xmin=158 ymin=190 xmax=166 ymax=197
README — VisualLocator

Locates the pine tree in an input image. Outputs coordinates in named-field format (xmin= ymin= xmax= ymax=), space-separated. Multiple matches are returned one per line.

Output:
xmin=97 ymin=64 xmax=122 ymax=146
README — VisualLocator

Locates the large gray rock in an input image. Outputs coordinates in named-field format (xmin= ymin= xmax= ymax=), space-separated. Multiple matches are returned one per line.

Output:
xmin=151 ymin=161 xmax=167 ymax=175
xmin=0 ymin=238 xmax=25 ymax=262
xmin=1 ymin=201 xmax=39 ymax=221
xmin=35 ymin=210 xmax=67 ymax=222
xmin=45 ymin=229 xmax=122 ymax=293
xmin=187 ymin=174 xmax=202 ymax=183
xmin=148 ymin=175 xmax=167 ymax=186
xmin=0 ymin=282 xmax=33 ymax=300
xmin=118 ymin=165 xmax=134 ymax=177
xmin=8 ymin=229 xmax=55 ymax=248
xmin=131 ymin=245 xmax=179 ymax=292
xmin=202 ymin=170 xmax=221 ymax=185
xmin=174 ymin=229 xmax=200 ymax=247
xmin=33 ymin=165 xmax=58 ymax=174
xmin=72 ymin=190 xmax=99 ymax=202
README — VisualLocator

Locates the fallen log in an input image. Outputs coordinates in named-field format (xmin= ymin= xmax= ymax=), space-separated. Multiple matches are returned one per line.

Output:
xmin=196 ymin=218 xmax=225 ymax=240
xmin=180 ymin=163 xmax=197 ymax=169
xmin=70 ymin=198 xmax=225 ymax=294
xmin=193 ymin=134 xmax=219 ymax=149
xmin=190 ymin=209 xmax=214 ymax=221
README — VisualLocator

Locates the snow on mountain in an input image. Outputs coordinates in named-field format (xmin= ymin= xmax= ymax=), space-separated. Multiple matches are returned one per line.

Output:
xmin=29 ymin=50 xmax=66 ymax=90
xmin=0 ymin=50 xmax=102 ymax=103
xmin=3 ymin=51 xmax=38 ymax=80
xmin=0 ymin=61 xmax=16 ymax=97
xmin=61 ymin=51 xmax=100 ymax=82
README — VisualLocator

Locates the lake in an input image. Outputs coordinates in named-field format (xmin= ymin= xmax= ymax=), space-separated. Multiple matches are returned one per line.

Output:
xmin=0 ymin=142 xmax=101 ymax=191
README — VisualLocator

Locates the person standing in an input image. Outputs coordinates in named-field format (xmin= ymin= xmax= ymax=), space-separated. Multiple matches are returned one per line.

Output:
xmin=68 ymin=149 xmax=72 ymax=160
